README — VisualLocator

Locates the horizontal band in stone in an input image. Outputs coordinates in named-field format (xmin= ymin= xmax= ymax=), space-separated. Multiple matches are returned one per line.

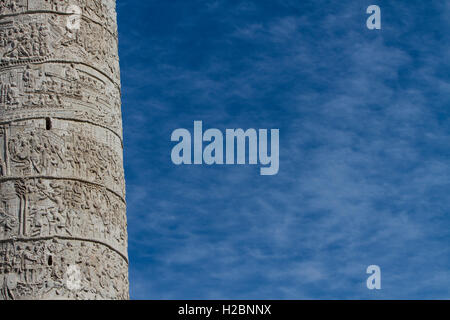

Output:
xmin=0 ymin=62 xmax=122 ymax=137
xmin=0 ymin=11 xmax=119 ymax=83
xmin=0 ymin=235 xmax=127 ymax=262
xmin=0 ymin=238 xmax=129 ymax=300
xmin=0 ymin=0 xmax=118 ymax=36
xmin=0 ymin=59 xmax=119 ymax=89
xmin=0 ymin=120 xmax=125 ymax=198
xmin=0 ymin=176 xmax=125 ymax=203
xmin=0 ymin=177 xmax=127 ymax=257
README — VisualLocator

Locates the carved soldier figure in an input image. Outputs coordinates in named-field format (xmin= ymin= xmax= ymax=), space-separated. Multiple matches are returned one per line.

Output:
xmin=6 ymin=83 xmax=18 ymax=105
xmin=0 ymin=208 xmax=17 ymax=238
xmin=1 ymin=273 xmax=17 ymax=300
xmin=23 ymin=65 xmax=35 ymax=88
xmin=22 ymin=246 xmax=39 ymax=283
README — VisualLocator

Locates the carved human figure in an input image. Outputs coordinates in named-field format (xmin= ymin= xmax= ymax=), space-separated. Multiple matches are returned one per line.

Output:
xmin=0 ymin=208 xmax=18 ymax=239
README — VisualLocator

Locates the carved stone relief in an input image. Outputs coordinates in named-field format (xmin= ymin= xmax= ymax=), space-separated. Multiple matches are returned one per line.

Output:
xmin=0 ymin=239 xmax=129 ymax=300
xmin=0 ymin=11 xmax=119 ymax=83
xmin=0 ymin=120 xmax=125 ymax=197
xmin=0 ymin=63 xmax=122 ymax=136
xmin=0 ymin=0 xmax=27 ymax=16
xmin=0 ymin=0 xmax=128 ymax=300
xmin=0 ymin=178 xmax=127 ymax=255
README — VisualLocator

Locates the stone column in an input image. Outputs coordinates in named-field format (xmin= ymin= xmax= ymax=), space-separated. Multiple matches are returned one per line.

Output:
xmin=0 ymin=0 xmax=128 ymax=299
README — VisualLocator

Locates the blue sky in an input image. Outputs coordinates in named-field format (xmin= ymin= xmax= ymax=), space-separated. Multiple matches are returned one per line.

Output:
xmin=117 ymin=0 xmax=450 ymax=299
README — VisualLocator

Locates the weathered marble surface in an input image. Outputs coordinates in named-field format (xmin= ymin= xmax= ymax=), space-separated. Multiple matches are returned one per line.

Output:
xmin=0 ymin=0 xmax=128 ymax=300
